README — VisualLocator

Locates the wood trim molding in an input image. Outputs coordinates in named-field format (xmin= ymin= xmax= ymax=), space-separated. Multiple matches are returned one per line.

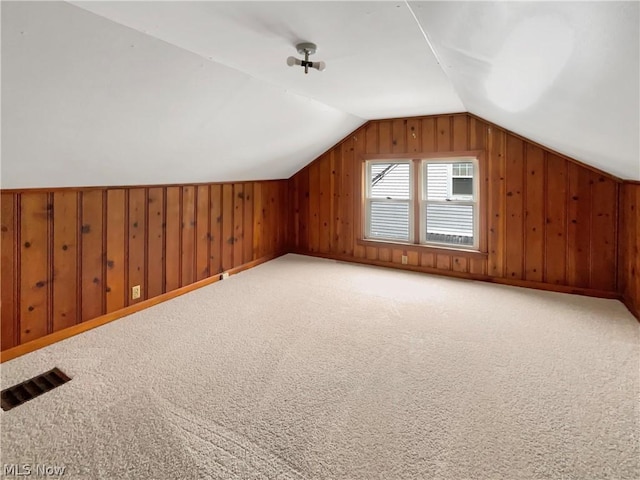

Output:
xmin=356 ymin=239 xmax=488 ymax=260
xmin=0 ymin=179 xmax=288 ymax=194
xmin=293 ymin=250 xmax=621 ymax=300
xmin=0 ymin=252 xmax=285 ymax=363
xmin=360 ymin=150 xmax=485 ymax=162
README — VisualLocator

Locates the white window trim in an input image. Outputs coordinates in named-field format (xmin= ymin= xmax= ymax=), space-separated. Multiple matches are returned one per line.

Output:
xmin=420 ymin=157 xmax=479 ymax=251
xmin=364 ymin=160 xmax=414 ymax=243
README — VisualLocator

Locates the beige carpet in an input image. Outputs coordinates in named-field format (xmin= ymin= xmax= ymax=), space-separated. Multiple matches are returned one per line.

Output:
xmin=1 ymin=254 xmax=638 ymax=479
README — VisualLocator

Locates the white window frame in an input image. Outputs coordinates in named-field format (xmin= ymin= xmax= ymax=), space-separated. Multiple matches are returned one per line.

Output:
xmin=364 ymin=160 xmax=414 ymax=243
xmin=420 ymin=157 xmax=479 ymax=250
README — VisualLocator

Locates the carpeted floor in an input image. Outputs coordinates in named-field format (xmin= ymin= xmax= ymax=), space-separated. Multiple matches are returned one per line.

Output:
xmin=1 ymin=254 xmax=638 ymax=479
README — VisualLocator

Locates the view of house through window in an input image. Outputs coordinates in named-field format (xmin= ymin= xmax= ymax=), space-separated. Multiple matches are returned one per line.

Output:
xmin=365 ymin=161 xmax=412 ymax=242
xmin=364 ymin=158 xmax=478 ymax=249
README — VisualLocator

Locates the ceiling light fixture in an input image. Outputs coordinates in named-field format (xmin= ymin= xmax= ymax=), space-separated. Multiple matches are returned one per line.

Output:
xmin=287 ymin=42 xmax=326 ymax=74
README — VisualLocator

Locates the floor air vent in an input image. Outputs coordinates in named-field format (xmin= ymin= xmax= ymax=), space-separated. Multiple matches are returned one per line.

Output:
xmin=1 ymin=367 xmax=71 ymax=411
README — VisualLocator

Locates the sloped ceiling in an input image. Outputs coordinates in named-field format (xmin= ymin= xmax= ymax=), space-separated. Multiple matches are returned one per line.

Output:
xmin=410 ymin=1 xmax=639 ymax=180
xmin=1 ymin=1 xmax=638 ymax=189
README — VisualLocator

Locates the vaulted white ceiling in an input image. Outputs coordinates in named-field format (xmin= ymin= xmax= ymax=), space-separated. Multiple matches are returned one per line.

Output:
xmin=1 ymin=1 xmax=638 ymax=188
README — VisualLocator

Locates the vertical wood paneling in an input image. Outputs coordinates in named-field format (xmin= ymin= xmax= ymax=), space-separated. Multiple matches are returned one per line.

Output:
xmin=243 ymin=183 xmax=254 ymax=263
xmin=505 ymin=135 xmax=525 ymax=279
xmin=252 ymin=182 xmax=263 ymax=260
xmin=469 ymin=117 xmax=487 ymax=150
xmin=221 ymin=184 xmax=234 ymax=271
xmin=366 ymin=123 xmax=378 ymax=154
xmin=309 ymin=161 xmax=320 ymax=253
xmin=128 ymin=188 xmax=146 ymax=303
xmin=452 ymin=115 xmax=468 ymax=151
xmin=436 ymin=254 xmax=451 ymax=270
xmin=421 ymin=118 xmax=436 ymax=152
xmin=378 ymin=247 xmax=391 ymax=262
xmin=452 ymin=255 xmax=468 ymax=273
xmin=278 ymin=181 xmax=286 ymax=251
xmin=488 ymin=128 xmax=506 ymax=277
xmin=20 ymin=193 xmax=50 ymax=342
xmin=589 ymin=173 xmax=617 ymax=291
xmin=332 ymin=148 xmax=343 ymax=254
xmin=544 ymin=155 xmax=568 ymax=285
xmin=436 ymin=116 xmax=452 ymax=152
xmin=407 ymin=119 xmax=421 ymax=153
xmin=81 ymin=191 xmax=104 ymax=322
xmin=319 ymin=154 xmax=332 ymax=253
xmin=289 ymin=175 xmax=298 ymax=251
xmin=233 ymin=184 xmax=244 ymax=268
xmin=52 ymin=192 xmax=78 ymax=330
xmin=1 ymin=194 xmax=18 ymax=349
xmin=566 ymin=163 xmax=592 ymax=287
xmin=353 ymin=129 xmax=367 ymax=259
xmin=391 ymin=119 xmax=406 ymax=153
xmin=210 ymin=185 xmax=222 ymax=275
xmin=366 ymin=246 xmax=378 ymax=261
xmin=196 ymin=185 xmax=210 ymax=281
xmin=378 ymin=121 xmax=393 ymax=154
xmin=147 ymin=187 xmax=164 ymax=299
xmin=181 ymin=186 xmax=195 ymax=286
xmin=165 ymin=187 xmax=181 ymax=292
xmin=263 ymin=182 xmax=273 ymax=258
xmin=105 ymin=189 xmax=126 ymax=314
xmin=421 ymin=252 xmax=435 ymax=268
xmin=288 ymin=113 xmax=620 ymax=299
xmin=620 ymin=183 xmax=640 ymax=316
xmin=298 ymin=167 xmax=310 ymax=252
xmin=342 ymin=138 xmax=355 ymax=256
xmin=2 ymin=179 xmax=290 ymax=352
xmin=524 ymin=145 xmax=545 ymax=282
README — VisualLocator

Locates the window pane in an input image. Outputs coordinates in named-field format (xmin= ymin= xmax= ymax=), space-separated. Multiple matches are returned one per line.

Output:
xmin=425 ymin=163 xmax=449 ymax=200
xmin=452 ymin=177 xmax=473 ymax=196
xmin=426 ymin=162 xmax=475 ymax=200
xmin=370 ymin=163 xmax=410 ymax=199
xmin=369 ymin=202 xmax=410 ymax=241
xmin=452 ymin=163 xmax=473 ymax=177
xmin=425 ymin=203 xmax=474 ymax=246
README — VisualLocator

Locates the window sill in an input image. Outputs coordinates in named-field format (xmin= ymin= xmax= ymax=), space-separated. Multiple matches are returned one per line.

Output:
xmin=357 ymin=238 xmax=488 ymax=259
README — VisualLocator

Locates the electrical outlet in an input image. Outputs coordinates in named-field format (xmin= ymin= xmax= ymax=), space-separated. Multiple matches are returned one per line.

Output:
xmin=401 ymin=255 xmax=408 ymax=265
xmin=131 ymin=285 xmax=141 ymax=300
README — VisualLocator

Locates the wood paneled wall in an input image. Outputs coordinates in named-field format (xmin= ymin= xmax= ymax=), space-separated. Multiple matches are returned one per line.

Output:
xmin=619 ymin=183 xmax=640 ymax=318
xmin=288 ymin=113 xmax=620 ymax=297
xmin=1 ymin=180 xmax=288 ymax=351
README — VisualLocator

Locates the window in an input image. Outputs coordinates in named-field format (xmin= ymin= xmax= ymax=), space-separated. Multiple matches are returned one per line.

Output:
xmin=363 ymin=156 xmax=480 ymax=251
xmin=423 ymin=159 xmax=478 ymax=248
xmin=451 ymin=163 xmax=473 ymax=197
xmin=364 ymin=161 xmax=412 ymax=242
